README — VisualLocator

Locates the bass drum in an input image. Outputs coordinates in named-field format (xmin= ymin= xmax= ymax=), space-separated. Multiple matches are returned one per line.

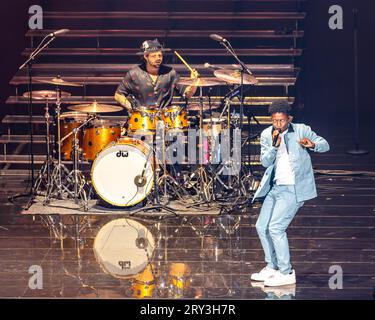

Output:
xmin=91 ymin=137 xmax=154 ymax=207
xmin=94 ymin=218 xmax=155 ymax=278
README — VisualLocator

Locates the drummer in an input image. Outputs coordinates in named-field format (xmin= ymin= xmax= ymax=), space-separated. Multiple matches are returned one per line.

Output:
xmin=114 ymin=39 xmax=198 ymax=113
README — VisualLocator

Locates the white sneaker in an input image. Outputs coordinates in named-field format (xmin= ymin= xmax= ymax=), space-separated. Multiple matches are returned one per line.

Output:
xmin=264 ymin=270 xmax=296 ymax=287
xmin=250 ymin=266 xmax=278 ymax=282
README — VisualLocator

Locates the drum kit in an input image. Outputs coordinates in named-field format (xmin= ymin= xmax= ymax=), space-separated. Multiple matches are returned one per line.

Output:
xmin=27 ymin=64 xmax=258 ymax=212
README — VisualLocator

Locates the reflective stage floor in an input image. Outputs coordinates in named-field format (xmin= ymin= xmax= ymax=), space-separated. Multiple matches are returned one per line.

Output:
xmin=0 ymin=172 xmax=374 ymax=300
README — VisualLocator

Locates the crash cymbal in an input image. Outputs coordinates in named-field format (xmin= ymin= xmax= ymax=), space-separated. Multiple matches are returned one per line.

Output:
xmin=22 ymin=90 xmax=71 ymax=100
xmin=214 ymin=69 xmax=258 ymax=85
xmin=178 ymin=77 xmax=225 ymax=87
xmin=68 ymin=101 xmax=123 ymax=113
xmin=187 ymin=102 xmax=221 ymax=111
xmin=35 ymin=76 xmax=83 ymax=87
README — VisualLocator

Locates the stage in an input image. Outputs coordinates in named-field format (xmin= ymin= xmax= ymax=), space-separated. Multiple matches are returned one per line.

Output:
xmin=0 ymin=0 xmax=374 ymax=303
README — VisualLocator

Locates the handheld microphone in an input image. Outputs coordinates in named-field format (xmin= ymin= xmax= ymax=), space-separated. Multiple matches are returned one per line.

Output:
xmin=209 ymin=34 xmax=227 ymax=43
xmin=48 ymin=29 xmax=70 ymax=37
xmin=272 ymin=128 xmax=281 ymax=147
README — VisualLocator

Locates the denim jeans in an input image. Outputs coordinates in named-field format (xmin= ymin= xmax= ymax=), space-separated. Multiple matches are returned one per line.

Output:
xmin=255 ymin=185 xmax=304 ymax=274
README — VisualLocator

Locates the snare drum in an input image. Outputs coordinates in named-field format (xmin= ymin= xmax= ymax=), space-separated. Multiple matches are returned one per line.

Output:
xmin=91 ymin=137 xmax=154 ymax=207
xmin=60 ymin=112 xmax=87 ymax=160
xmin=93 ymin=218 xmax=155 ymax=278
xmin=83 ymin=119 xmax=121 ymax=161
xmin=162 ymin=106 xmax=188 ymax=133
xmin=128 ymin=107 xmax=160 ymax=135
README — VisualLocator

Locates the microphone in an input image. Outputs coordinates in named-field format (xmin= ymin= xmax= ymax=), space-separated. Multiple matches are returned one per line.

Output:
xmin=48 ymin=29 xmax=70 ymax=37
xmin=272 ymin=128 xmax=281 ymax=147
xmin=134 ymin=174 xmax=147 ymax=187
xmin=209 ymin=34 xmax=227 ymax=43
xmin=135 ymin=229 xmax=148 ymax=249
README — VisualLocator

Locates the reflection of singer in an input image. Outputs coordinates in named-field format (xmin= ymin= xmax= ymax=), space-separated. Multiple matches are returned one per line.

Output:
xmin=251 ymin=101 xmax=330 ymax=287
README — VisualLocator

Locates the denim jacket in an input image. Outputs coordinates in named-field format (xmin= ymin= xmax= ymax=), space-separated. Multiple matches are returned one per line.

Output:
xmin=252 ymin=123 xmax=330 ymax=203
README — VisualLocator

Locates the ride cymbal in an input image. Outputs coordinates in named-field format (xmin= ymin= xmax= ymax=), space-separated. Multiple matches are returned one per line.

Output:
xmin=214 ymin=69 xmax=258 ymax=85
xmin=178 ymin=77 xmax=225 ymax=87
xmin=22 ymin=90 xmax=71 ymax=100
xmin=35 ymin=76 xmax=83 ymax=87
xmin=68 ymin=101 xmax=123 ymax=113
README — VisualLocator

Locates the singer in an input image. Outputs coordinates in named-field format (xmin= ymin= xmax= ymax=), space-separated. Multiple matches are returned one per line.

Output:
xmin=114 ymin=39 xmax=198 ymax=113
xmin=250 ymin=101 xmax=329 ymax=287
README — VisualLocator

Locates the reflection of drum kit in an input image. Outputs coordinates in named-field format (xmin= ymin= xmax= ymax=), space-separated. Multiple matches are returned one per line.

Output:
xmin=93 ymin=217 xmax=192 ymax=299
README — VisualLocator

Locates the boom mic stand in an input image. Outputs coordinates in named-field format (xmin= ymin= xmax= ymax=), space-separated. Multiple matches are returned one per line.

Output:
xmin=10 ymin=34 xmax=61 ymax=209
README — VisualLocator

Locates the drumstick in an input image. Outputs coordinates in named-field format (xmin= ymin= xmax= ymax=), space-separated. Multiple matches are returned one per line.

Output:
xmin=174 ymin=51 xmax=195 ymax=74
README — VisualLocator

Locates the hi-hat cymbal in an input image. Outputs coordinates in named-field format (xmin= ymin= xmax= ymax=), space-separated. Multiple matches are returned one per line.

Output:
xmin=22 ymin=90 xmax=71 ymax=100
xmin=35 ymin=76 xmax=83 ymax=87
xmin=214 ymin=69 xmax=258 ymax=85
xmin=187 ymin=102 xmax=221 ymax=111
xmin=68 ymin=101 xmax=123 ymax=113
xmin=178 ymin=77 xmax=225 ymax=87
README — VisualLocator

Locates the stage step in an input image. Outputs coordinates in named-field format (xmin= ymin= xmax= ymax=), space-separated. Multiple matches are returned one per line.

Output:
xmin=15 ymin=63 xmax=296 ymax=74
xmin=27 ymin=29 xmax=304 ymax=39
xmin=41 ymin=11 xmax=306 ymax=20
xmin=23 ymin=48 xmax=304 ymax=57
xmin=0 ymin=135 xmax=52 ymax=144
xmin=5 ymin=96 xmax=294 ymax=106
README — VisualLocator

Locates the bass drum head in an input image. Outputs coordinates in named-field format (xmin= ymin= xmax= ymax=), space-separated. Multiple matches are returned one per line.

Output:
xmin=93 ymin=218 xmax=155 ymax=278
xmin=91 ymin=139 xmax=153 ymax=207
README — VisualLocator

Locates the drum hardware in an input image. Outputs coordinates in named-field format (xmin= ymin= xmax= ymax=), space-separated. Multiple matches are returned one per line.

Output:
xmin=21 ymin=89 xmax=73 ymax=206
xmin=44 ymin=88 xmax=73 ymax=203
xmin=16 ymin=33 xmax=65 ymax=210
xmin=184 ymin=85 xmax=215 ymax=204
xmin=156 ymin=123 xmax=186 ymax=202
xmin=66 ymin=115 xmax=97 ymax=210
xmin=33 ymin=97 xmax=58 ymax=197
xmin=129 ymin=120 xmax=179 ymax=216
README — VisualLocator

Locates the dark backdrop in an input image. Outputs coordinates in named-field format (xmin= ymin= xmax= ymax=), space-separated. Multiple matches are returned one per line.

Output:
xmin=0 ymin=0 xmax=373 ymax=138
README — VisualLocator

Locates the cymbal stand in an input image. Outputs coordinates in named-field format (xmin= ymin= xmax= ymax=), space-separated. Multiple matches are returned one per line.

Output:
xmin=186 ymin=86 xmax=213 ymax=204
xmin=33 ymin=98 xmax=56 ymax=198
xmin=44 ymin=88 xmax=70 ymax=203
xmin=66 ymin=115 xmax=95 ymax=211
xmin=157 ymin=122 xmax=186 ymax=202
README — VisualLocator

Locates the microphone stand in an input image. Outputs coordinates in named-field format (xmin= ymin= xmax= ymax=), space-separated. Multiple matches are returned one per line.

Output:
xmin=218 ymin=39 xmax=254 ymax=130
xmin=10 ymin=35 xmax=60 ymax=209
xmin=215 ymin=40 xmax=254 ymax=186
xmin=347 ymin=8 xmax=368 ymax=155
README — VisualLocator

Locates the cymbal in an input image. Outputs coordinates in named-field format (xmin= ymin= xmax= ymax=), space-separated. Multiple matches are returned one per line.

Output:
xmin=22 ymin=90 xmax=71 ymax=100
xmin=214 ymin=69 xmax=258 ymax=85
xmin=35 ymin=76 xmax=83 ymax=87
xmin=68 ymin=101 xmax=123 ymax=113
xmin=178 ymin=77 xmax=225 ymax=87
xmin=187 ymin=102 xmax=221 ymax=111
